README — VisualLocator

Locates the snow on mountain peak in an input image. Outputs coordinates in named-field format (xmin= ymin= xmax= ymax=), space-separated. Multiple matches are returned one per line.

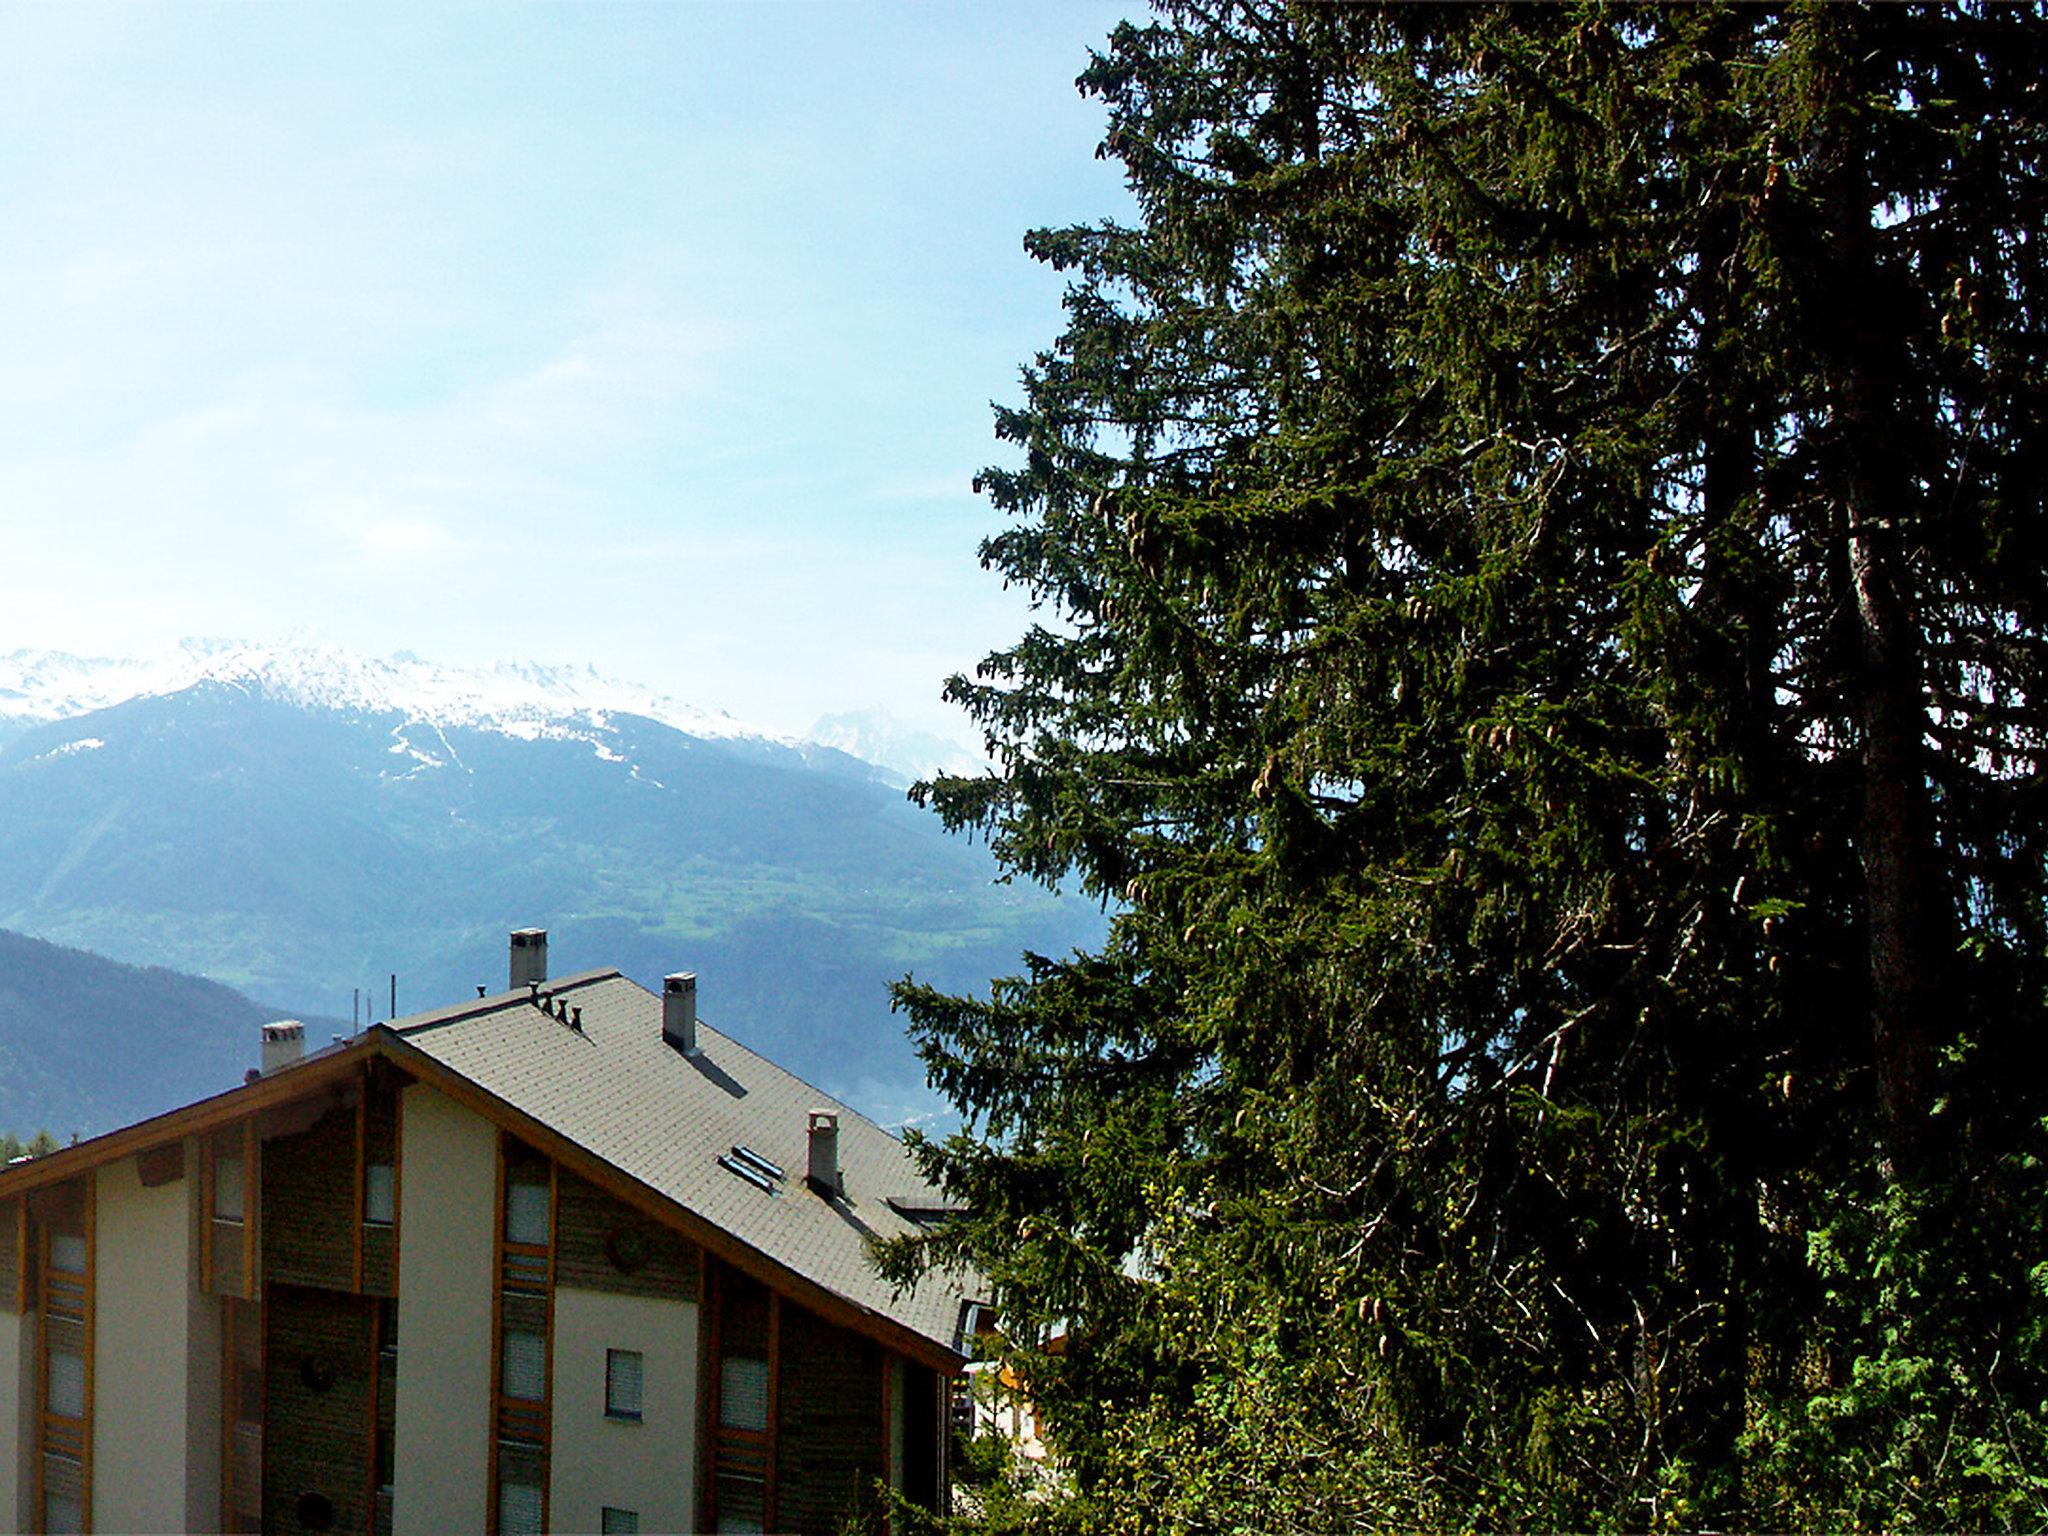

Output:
xmin=0 ymin=638 xmax=782 ymax=746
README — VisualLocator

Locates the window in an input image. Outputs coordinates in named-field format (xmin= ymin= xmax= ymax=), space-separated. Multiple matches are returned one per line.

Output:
xmin=214 ymin=1154 xmax=245 ymax=1222
xmin=48 ymin=1232 xmax=86 ymax=1276
xmin=47 ymin=1348 xmax=84 ymax=1418
xmin=498 ymin=1479 xmax=543 ymax=1536
xmin=43 ymin=1491 xmax=82 ymax=1535
xmin=363 ymin=1164 xmax=395 ymax=1226
xmin=719 ymin=1355 xmax=769 ymax=1431
xmin=605 ymin=1349 xmax=643 ymax=1422
xmin=505 ymin=1181 xmax=549 ymax=1246
xmin=601 ymin=1509 xmax=640 ymax=1535
xmin=714 ymin=1473 xmax=766 ymax=1534
xmin=501 ymin=1330 xmax=546 ymax=1402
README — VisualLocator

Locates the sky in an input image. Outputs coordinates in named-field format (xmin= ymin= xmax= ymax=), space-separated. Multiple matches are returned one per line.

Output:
xmin=0 ymin=2 xmax=1137 ymax=743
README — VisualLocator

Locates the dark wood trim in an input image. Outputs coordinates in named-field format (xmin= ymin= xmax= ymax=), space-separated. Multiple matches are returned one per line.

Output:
xmin=82 ymin=1172 xmax=94 ymax=1531
xmin=879 ymin=1348 xmax=893 ymax=1533
xmin=700 ymin=1265 xmax=721 ymax=1533
xmin=696 ymin=1255 xmax=718 ymax=1531
xmin=486 ymin=1134 xmax=507 ymax=1536
xmin=766 ymin=1291 xmax=782 ymax=1530
xmin=32 ymin=1176 xmax=95 ymax=1534
xmin=241 ymin=1120 xmax=257 ymax=1298
xmin=11 ymin=1197 xmax=24 ymax=1314
xmin=135 ymin=1143 xmax=184 ymax=1188
xmin=352 ymin=1085 xmax=366 ymax=1294
xmin=0 ymin=1047 xmax=372 ymax=1203
xmin=219 ymin=1298 xmax=233 ymax=1533
xmin=543 ymin=1159 xmax=558 ymax=1535
xmin=362 ymin=1300 xmax=381 ymax=1534
xmin=199 ymin=1140 xmax=213 ymax=1295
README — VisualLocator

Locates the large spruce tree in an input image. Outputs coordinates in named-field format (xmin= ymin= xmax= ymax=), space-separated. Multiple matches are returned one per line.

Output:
xmin=890 ymin=5 xmax=2048 ymax=1529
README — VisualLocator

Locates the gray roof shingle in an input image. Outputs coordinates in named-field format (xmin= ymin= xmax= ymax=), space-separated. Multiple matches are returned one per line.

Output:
xmin=389 ymin=969 xmax=972 ymax=1358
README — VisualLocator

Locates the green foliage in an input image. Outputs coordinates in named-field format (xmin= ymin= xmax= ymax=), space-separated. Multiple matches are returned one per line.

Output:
xmin=0 ymin=1129 xmax=60 ymax=1162
xmin=892 ymin=2 xmax=2048 ymax=1530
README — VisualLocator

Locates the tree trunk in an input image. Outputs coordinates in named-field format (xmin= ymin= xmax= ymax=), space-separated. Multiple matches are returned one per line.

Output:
xmin=1811 ymin=14 xmax=1949 ymax=1174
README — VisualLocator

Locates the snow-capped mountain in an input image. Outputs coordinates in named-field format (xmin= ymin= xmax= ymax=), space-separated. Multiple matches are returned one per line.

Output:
xmin=807 ymin=708 xmax=987 ymax=786
xmin=0 ymin=636 xmax=1105 ymax=1128
xmin=0 ymin=637 xmax=778 ymax=747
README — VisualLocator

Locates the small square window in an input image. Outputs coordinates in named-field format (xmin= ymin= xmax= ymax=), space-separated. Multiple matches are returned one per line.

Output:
xmin=48 ymin=1231 xmax=86 ymax=1276
xmin=601 ymin=1508 xmax=640 ymax=1534
xmin=505 ymin=1181 xmax=549 ymax=1247
xmin=214 ymin=1154 xmax=246 ymax=1222
xmin=363 ymin=1164 xmax=396 ymax=1225
xmin=606 ymin=1348 xmax=644 ymax=1421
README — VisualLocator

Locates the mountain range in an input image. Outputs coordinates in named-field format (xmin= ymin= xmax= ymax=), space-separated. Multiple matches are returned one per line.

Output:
xmin=0 ymin=640 xmax=1096 ymax=1133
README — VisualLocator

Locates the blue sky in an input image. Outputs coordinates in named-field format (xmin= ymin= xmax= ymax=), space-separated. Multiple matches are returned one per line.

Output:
xmin=0 ymin=3 xmax=1135 ymax=740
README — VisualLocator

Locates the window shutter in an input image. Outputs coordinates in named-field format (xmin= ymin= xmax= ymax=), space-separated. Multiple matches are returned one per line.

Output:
xmin=719 ymin=1356 xmax=769 ymax=1431
xmin=214 ymin=1155 xmax=245 ymax=1222
xmin=606 ymin=1349 xmax=644 ymax=1420
xmin=364 ymin=1164 xmax=395 ymax=1225
xmin=502 ymin=1330 xmax=546 ymax=1402
xmin=498 ymin=1480 xmax=543 ymax=1536
xmin=43 ymin=1490 xmax=83 ymax=1536
xmin=505 ymin=1182 xmax=549 ymax=1246
xmin=47 ymin=1349 xmax=84 ymax=1418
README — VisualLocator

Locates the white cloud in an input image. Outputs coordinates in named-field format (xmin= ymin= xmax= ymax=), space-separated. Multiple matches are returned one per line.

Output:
xmin=305 ymin=498 xmax=465 ymax=569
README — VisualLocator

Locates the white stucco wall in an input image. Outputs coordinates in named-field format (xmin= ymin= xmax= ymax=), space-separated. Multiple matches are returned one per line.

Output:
xmin=93 ymin=1154 xmax=196 ymax=1534
xmin=548 ymin=1286 xmax=699 ymax=1535
xmin=392 ymin=1083 xmax=496 ymax=1536
xmin=0 ymin=1303 xmax=30 ymax=1535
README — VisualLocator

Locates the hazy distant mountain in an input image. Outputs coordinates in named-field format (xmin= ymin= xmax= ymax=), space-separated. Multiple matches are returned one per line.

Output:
xmin=0 ymin=640 xmax=1099 ymax=1127
xmin=0 ymin=927 xmax=299 ymax=1138
xmin=807 ymin=709 xmax=987 ymax=786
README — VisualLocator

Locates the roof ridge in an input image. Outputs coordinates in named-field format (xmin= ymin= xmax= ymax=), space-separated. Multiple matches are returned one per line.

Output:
xmin=389 ymin=966 xmax=623 ymax=1035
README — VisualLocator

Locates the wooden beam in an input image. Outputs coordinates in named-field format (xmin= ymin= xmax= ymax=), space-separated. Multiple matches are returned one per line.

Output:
xmin=0 ymin=1046 xmax=372 ymax=1202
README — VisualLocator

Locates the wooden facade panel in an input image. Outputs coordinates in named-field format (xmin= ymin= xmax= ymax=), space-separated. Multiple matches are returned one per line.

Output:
xmin=555 ymin=1168 xmax=700 ymax=1301
xmin=0 ymin=1197 xmax=16 ymax=1314
xmin=361 ymin=1225 xmax=396 ymax=1297
xmin=262 ymin=1105 xmax=356 ymax=1293
xmin=775 ymin=1304 xmax=885 ymax=1536
xmin=204 ymin=1125 xmax=258 ymax=1298
xmin=135 ymin=1142 xmax=185 ymax=1188
xmin=263 ymin=1284 xmax=376 ymax=1536
xmin=361 ymin=1068 xmax=401 ymax=1297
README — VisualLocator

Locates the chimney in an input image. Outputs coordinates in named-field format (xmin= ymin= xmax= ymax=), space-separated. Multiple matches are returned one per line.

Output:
xmin=509 ymin=928 xmax=548 ymax=991
xmin=261 ymin=1020 xmax=305 ymax=1076
xmin=807 ymin=1110 xmax=843 ymax=1199
xmin=663 ymin=972 xmax=698 ymax=1054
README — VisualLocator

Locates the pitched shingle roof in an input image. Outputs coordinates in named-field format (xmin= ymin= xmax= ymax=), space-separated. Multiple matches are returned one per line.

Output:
xmin=388 ymin=968 xmax=973 ymax=1359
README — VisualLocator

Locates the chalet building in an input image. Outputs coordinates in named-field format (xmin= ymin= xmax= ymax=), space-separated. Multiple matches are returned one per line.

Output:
xmin=0 ymin=931 xmax=976 ymax=1535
